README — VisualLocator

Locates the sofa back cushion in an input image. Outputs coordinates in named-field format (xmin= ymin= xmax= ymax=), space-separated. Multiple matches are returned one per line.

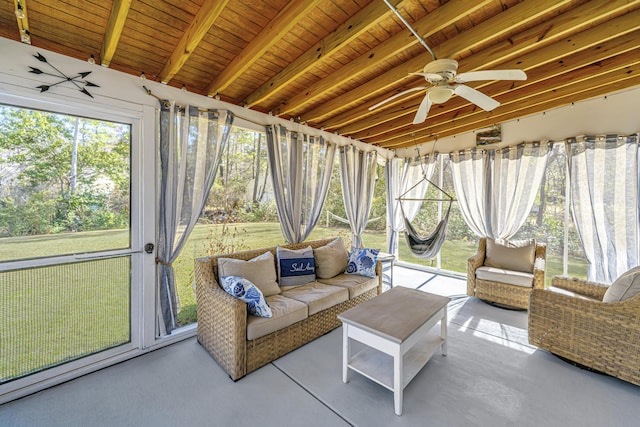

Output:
xmin=276 ymin=246 xmax=316 ymax=288
xmin=484 ymin=238 xmax=536 ymax=274
xmin=603 ymin=266 xmax=640 ymax=302
xmin=218 ymin=251 xmax=281 ymax=297
xmin=313 ymin=238 xmax=349 ymax=279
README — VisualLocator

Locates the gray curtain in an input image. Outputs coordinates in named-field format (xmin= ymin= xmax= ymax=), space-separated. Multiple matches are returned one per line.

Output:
xmin=157 ymin=102 xmax=233 ymax=335
xmin=450 ymin=143 xmax=550 ymax=239
xmin=385 ymin=154 xmax=437 ymax=255
xmin=266 ymin=124 xmax=335 ymax=244
xmin=339 ymin=145 xmax=378 ymax=248
xmin=567 ymin=134 xmax=639 ymax=283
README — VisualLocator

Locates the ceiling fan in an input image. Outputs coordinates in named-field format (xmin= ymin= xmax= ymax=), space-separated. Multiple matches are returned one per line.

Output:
xmin=370 ymin=1 xmax=527 ymax=124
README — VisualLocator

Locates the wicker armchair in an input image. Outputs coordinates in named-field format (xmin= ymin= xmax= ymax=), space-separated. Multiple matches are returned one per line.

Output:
xmin=467 ymin=237 xmax=546 ymax=309
xmin=529 ymin=276 xmax=640 ymax=386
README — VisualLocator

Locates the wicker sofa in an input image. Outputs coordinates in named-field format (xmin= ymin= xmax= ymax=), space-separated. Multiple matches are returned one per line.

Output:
xmin=195 ymin=238 xmax=382 ymax=380
xmin=529 ymin=275 xmax=640 ymax=386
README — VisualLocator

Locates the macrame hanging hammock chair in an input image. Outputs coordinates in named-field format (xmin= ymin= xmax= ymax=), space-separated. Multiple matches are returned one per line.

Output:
xmin=397 ymin=166 xmax=455 ymax=259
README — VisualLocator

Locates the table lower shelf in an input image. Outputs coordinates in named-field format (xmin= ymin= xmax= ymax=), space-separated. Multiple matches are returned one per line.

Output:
xmin=346 ymin=329 xmax=444 ymax=391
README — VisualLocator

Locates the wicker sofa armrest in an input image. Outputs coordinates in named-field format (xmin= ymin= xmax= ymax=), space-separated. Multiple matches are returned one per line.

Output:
xmin=195 ymin=258 xmax=248 ymax=380
xmin=467 ymin=238 xmax=486 ymax=295
xmin=551 ymin=275 xmax=608 ymax=301
xmin=532 ymin=243 xmax=547 ymax=289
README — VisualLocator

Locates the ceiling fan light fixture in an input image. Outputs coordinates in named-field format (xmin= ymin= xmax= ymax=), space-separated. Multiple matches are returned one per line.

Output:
xmin=428 ymin=86 xmax=454 ymax=104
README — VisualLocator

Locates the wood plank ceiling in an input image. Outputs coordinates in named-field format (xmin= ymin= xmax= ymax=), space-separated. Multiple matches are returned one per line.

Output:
xmin=2 ymin=0 xmax=639 ymax=149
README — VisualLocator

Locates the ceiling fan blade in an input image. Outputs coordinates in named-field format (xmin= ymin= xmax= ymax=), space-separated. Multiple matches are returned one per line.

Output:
xmin=412 ymin=92 xmax=433 ymax=124
xmin=455 ymin=69 xmax=527 ymax=83
xmin=454 ymin=84 xmax=500 ymax=111
xmin=409 ymin=72 xmax=444 ymax=82
xmin=368 ymin=86 xmax=427 ymax=111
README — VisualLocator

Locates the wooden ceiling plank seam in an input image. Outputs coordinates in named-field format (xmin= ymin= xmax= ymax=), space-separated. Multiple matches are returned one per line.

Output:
xmin=348 ymin=8 xmax=640 ymax=139
xmin=302 ymin=0 xmax=574 ymax=123
xmin=384 ymin=74 xmax=640 ymax=149
xmin=276 ymin=0 xmax=494 ymax=115
xmin=100 ymin=0 xmax=132 ymax=67
xmin=377 ymin=64 xmax=640 ymax=146
xmin=320 ymin=0 xmax=639 ymax=130
xmin=205 ymin=0 xmax=324 ymax=97
xmin=244 ymin=0 xmax=407 ymax=107
xmin=158 ymin=0 xmax=231 ymax=84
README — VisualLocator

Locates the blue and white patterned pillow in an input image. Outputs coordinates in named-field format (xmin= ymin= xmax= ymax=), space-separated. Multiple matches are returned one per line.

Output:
xmin=345 ymin=247 xmax=380 ymax=278
xmin=220 ymin=276 xmax=272 ymax=318
xmin=277 ymin=246 xmax=316 ymax=288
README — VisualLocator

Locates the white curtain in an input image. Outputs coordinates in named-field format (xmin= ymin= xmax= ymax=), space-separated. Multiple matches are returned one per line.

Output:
xmin=490 ymin=142 xmax=551 ymax=239
xmin=385 ymin=154 xmax=437 ymax=255
xmin=567 ymin=134 xmax=639 ymax=283
xmin=157 ymin=103 xmax=233 ymax=335
xmin=266 ymin=124 xmax=335 ymax=244
xmin=450 ymin=149 xmax=491 ymax=236
xmin=450 ymin=143 xmax=550 ymax=239
xmin=339 ymin=145 xmax=378 ymax=249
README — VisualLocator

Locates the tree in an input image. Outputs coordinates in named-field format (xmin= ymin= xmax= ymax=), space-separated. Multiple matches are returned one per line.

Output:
xmin=0 ymin=106 xmax=130 ymax=235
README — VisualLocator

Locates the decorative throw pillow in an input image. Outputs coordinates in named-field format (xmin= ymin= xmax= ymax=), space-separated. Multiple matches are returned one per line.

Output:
xmin=484 ymin=238 xmax=536 ymax=273
xmin=220 ymin=276 xmax=272 ymax=318
xmin=276 ymin=246 xmax=316 ymax=288
xmin=217 ymin=251 xmax=281 ymax=297
xmin=603 ymin=266 xmax=640 ymax=302
xmin=313 ymin=238 xmax=349 ymax=279
xmin=345 ymin=247 xmax=379 ymax=278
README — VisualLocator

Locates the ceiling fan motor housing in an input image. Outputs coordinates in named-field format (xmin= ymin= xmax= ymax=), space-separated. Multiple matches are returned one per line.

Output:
xmin=423 ymin=58 xmax=459 ymax=81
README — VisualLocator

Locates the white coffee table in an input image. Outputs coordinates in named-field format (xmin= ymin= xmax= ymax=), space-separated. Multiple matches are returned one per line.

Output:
xmin=338 ymin=287 xmax=450 ymax=415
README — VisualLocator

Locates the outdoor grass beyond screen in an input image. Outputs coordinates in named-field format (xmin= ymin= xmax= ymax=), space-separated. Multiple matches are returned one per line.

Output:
xmin=0 ymin=105 xmax=131 ymax=383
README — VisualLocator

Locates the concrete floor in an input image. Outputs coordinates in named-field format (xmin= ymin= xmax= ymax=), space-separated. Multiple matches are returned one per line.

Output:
xmin=1 ymin=267 xmax=639 ymax=426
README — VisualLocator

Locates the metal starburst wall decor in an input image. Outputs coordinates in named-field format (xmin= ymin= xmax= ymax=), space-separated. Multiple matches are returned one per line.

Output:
xmin=29 ymin=53 xmax=99 ymax=98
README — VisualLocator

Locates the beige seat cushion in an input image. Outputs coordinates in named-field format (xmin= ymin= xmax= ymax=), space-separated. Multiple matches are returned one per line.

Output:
xmin=281 ymin=281 xmax=349 ymax=315
xmin=476 ymin=266 xmax=533 ymax=288
xmin=218 ymin=251 xmax=281 ymax=297
xmin=313 ymin=238 xmax=349 ymax=279
xmin=603 ymin=266 xmax=640 ymax=302
xmin=246 ymin=295 xmax=308 ymax=340
xmin=485 ymin=238 xmax=536 ymax=273
xmin=317 ymin=273 xmax=377 ymax=298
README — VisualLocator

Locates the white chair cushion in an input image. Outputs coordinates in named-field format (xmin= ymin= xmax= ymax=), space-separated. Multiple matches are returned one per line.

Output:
xmin=475 ymin=266 xmax=534 ymax=288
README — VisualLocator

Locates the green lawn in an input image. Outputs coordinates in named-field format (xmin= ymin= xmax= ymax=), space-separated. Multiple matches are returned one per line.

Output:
xmin=0 ymin=222 xmax=589 ymax=382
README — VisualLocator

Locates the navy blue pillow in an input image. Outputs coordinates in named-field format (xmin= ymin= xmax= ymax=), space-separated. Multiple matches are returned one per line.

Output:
xmin=277 ymin=246 xmax=316 ymax=288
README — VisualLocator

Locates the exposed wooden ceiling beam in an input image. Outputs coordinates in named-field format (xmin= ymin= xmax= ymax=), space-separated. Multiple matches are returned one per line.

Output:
xmin=100 ymin=0 xmax=132 ymax=67
xmin=159 ymin=0 xmax=231 ymax=84
xmin=243 ymin=0 xmax=405 ymax=107
xmin=205 ymin=0 xmax=322 ymax=97
xmin=378 ymin=65 xmax=640 ymax=148
xmin=13 ymin=0 xmax=30 ymax=44
xmin=350 ymin=13 xmax=640 ymax=141
xmin=273 ymin=0 xmax=494 ymax=115
xmin=323 ymin=0 xmax=640 ymax=132
xmin=301 ymin=0 xmax=574 ymax=124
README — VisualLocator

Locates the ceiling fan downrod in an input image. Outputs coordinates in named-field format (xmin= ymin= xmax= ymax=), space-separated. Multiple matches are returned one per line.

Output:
xmin=383 ymin=0 xmax=437 ymax=60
